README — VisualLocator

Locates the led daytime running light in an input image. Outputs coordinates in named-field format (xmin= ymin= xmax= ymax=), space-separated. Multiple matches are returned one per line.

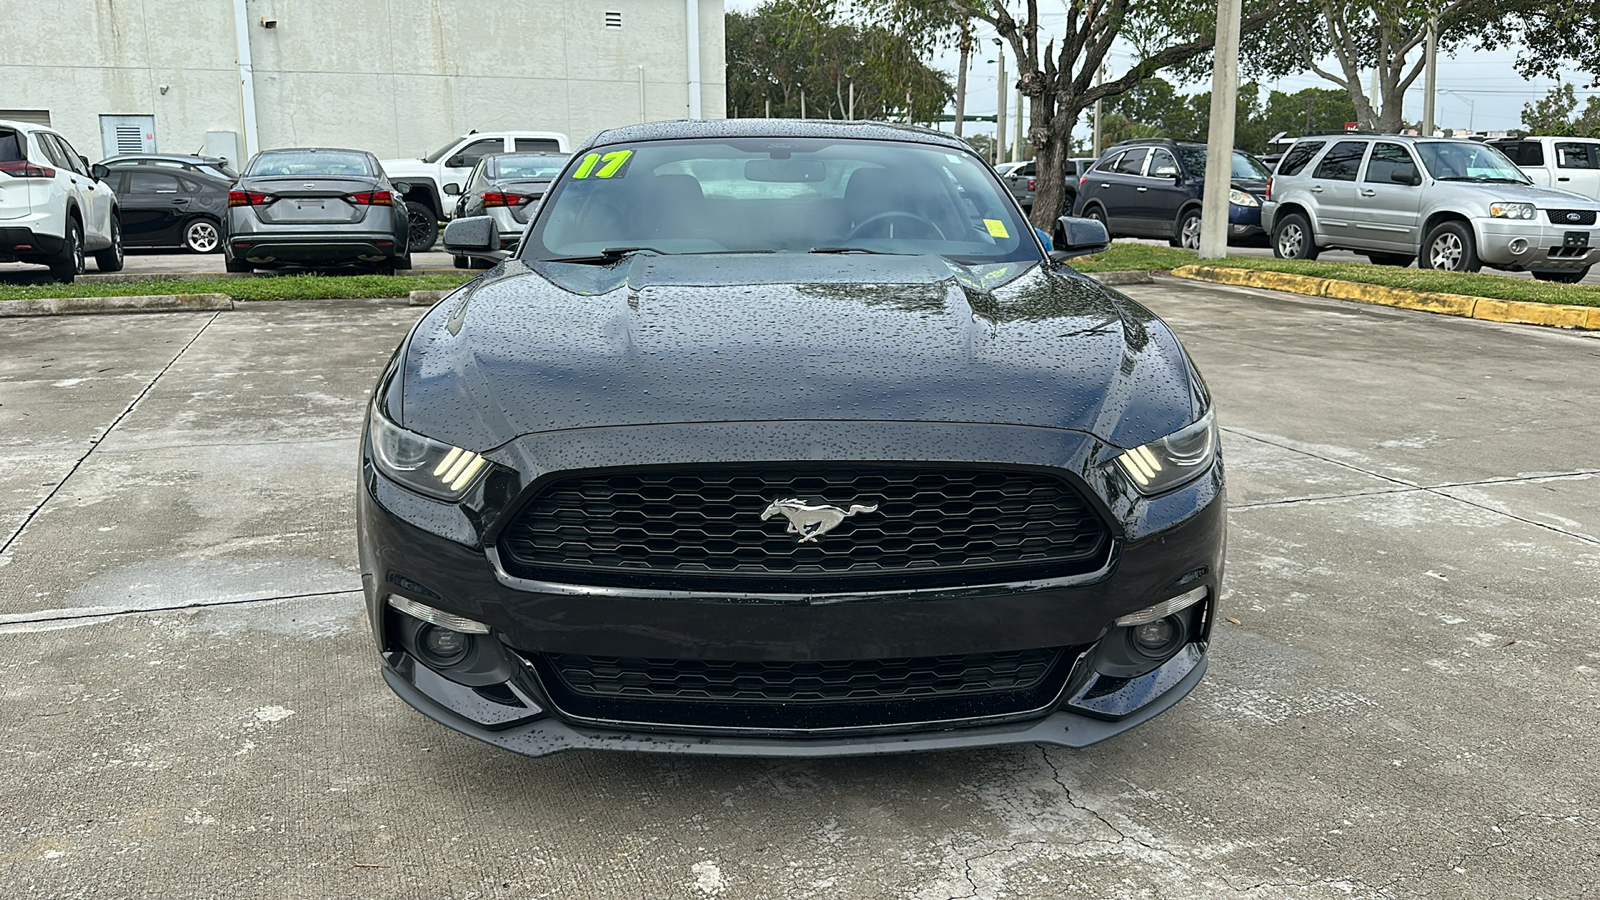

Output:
xmin=387 ymin=594 xmax=489 ymax=634
xmin=1114 ymin=586 xmax=1208 ymax=627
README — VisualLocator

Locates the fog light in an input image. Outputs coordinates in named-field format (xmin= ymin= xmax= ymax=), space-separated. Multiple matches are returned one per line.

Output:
xmin=1509 ymin=238 xmax=1529 ymax=255
xmin=1132 ymin=617 xmax=1181 ymax=655
xmin=419 ymin=625 xmax=472 ymax=666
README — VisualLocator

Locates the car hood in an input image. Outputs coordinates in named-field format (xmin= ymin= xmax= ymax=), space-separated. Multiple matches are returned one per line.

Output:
xmin=379 ymin=158 xmax=436 ymax=180
xmin=1453 ymin=181 xmax=1600 ymax=207
xmin=395 ymin=255 xmax=1203 ymax=452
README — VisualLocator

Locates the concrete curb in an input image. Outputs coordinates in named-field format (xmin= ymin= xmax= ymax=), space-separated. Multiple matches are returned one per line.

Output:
xmin=408 ymin=289 xmax=453 ymax=306
xmin=74 ymin=267 xmax=459 ymax=284
xmin=1085 ymin=270 xmax=1155 ymax=286
xmin=0 ymin=293 xmax=233 ymax=318
xmin=1171 ymin=265 xmax=1600 ymax=331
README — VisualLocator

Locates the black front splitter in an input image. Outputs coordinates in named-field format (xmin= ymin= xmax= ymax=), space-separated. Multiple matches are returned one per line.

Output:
xmin=380 ymin=652 xmax=1207 ymax=759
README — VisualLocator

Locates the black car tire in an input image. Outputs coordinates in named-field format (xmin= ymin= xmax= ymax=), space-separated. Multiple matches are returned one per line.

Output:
xmin=1366 ymin=252 xmax=1415 ymax=268
xmin=183 ymin=218 xmax=222 ymax=253
xmin=1420 ymin=221 xmax=1480 ymax=272
xmin=1531 ymin=268 xmax=1588 ymax=283
xmin=1174 ymin=209 xmax=1203 ymax=251
xmin=405 ymin=201 xmax=439 ymax=253
xmin=224 ymin=256 xmax=253 ymax=273
xmin=453 ymin=254 xmax=469 ymax=269
xmin=394 ymin=252 xmax=414 ymax=272
xmin=470 ymin=256 xmax=494 ymax=270
xmin=93 ymin=216 xmax=125 ymax=272
xmin=1271 ymin=212 xmax=1319 ymax=260
xmin=48 ymin=218 xmax=84 ymax=283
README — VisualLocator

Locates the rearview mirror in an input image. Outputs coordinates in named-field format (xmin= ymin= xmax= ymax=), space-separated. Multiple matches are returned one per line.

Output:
xmin=1050 ymin=215 xmax=1111 ymax=261
xmin=745 ymin=158 xmax=826 ymax=183
xmin=442 ymin=216 xmax=506 ymax=261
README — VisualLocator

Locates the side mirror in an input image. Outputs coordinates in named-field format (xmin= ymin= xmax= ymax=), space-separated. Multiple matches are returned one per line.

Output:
xmin=90 ymin=163 xmax=110 ymax=181
xmin=1152 ymin=165 xmax=1178 ymax=178
xmin=1049 ymin=215 xmax=1111 ymax=261
xmin=442 ymin=182 xmax=462 ymax=196
xmin=442 ymin=216 xmax=507 ymax=261
xmin=1390 ymin=166 xmax=1421 ymax=186
xmin=392 ymin=181 xmax=412 ymax=194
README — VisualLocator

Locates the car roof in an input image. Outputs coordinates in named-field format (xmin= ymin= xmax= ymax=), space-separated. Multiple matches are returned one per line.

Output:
xmin=103 ymin=154 xmax=226 ymax=164
xmin=580 ymin=119 xmax=973 ymax=154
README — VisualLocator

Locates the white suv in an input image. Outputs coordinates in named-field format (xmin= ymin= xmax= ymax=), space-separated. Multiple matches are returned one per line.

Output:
xmin=0 ymin=119 xmax=123 ymax=281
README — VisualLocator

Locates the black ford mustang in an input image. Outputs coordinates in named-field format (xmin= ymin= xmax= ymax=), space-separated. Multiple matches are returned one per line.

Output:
xmin=358 ymin=120 xmax=1225 ymax=757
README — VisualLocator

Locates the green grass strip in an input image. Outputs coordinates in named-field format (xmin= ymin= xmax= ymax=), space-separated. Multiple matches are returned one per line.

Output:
xmin=1070 ymin=243 xmax=1600 ymax=308
xmin=0 ymin=272 xmax=475 ymax=303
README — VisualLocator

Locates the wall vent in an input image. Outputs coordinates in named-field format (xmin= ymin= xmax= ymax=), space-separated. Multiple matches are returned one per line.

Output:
xmin=604 ymin=10 xmax=622 ymax=28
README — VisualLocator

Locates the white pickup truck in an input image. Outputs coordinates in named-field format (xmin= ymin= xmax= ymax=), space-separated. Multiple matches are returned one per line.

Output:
xmin=1489 ymin=136 xmax=1600 ymax=201
xmin=381 ymin=131 xmax=569 ymax=251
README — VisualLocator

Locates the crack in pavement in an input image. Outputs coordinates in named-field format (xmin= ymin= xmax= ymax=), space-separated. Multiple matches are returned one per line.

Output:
xmin=0 ymin=312 xmax=221 ymax=557
xmin=1221 ymin=427 xmax=1600 ymax=546
xmin=0 ymin=588 xmax=362 ymax=630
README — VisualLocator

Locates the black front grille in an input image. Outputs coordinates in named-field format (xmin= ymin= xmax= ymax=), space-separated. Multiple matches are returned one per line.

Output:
xmin=1547 ymin=208 xmax=1598 ymax=226
xmin=531 ymin=648 xmax=1073 ymax=731
xmin=496 ymin=465 xmax=1110 ymax=591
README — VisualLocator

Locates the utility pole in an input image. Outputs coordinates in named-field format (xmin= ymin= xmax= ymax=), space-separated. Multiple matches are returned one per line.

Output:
xmin=1198 ymin=0 xmax=1243 ymax=259
xmin=848 ymin=79 xmax=855 ymax=120
xmin=1421 ymin=17 xmax=1438 ymax=135
xmin=1013 ymin=85 xmax=1024 ymax=161
xmin=994 ymin=40 xmax=1007 ymax=166
xmin=1369 ymin=67 xmax=1381 ymax=128
xmin=953 ymin=23 xmax=971 ymax=137
xmin=1092 ymin=62 xmax=1105 ymax=157
xmin=801 ymin=90 xmax=806 ymax=119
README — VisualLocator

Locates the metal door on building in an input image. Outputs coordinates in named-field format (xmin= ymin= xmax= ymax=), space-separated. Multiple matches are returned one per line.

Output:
xmin=100 ymin=115 xmax=156 ymax=157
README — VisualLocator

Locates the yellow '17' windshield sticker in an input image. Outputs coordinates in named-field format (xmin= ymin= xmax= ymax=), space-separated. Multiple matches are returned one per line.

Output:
xmin=571 ymin=149 xmax=634 ymax=180
xmin=984 ymin=219 xmax=1010 ymax=238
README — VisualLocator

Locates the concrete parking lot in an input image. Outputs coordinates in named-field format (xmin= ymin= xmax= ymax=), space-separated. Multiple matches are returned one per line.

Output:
xmin=2 ymin=279 xmax=1597 ymax=898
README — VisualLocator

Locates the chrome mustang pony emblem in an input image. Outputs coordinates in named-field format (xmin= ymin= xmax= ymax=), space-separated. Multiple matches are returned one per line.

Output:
xmin=760 ymin=498 xmax=879 ymax=543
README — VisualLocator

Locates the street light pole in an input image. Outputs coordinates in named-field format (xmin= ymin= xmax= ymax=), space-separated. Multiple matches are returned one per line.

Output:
xmin=1421 ymin=17 xmax=1438 ymax=136
xmin=1198 ymin=0 xmax=1243 ymax=259
xmin=994 ymin=41 xmax=1007 ymax=166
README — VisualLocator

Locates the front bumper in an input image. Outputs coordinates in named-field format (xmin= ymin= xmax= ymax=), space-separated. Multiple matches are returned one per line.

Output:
xmin=1477 ymin=217 xmax=1600 ymax=269
xmin=358 ymin=420 xmax=1226 ymax=757
xmin=1228 ymin=203 xmax=1265 ymax=239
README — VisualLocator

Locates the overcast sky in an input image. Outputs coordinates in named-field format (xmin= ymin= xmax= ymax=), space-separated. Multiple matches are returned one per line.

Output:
xmin=722 ymin=1 xmax=1587 ymax=138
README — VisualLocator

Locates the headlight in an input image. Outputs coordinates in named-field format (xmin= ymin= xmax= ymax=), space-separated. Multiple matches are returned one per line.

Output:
xmin=1114 ymin=409 xmax=1217 ymax=495
xmin=368 ymin=404 xmax=489 ymax=500
xmin=1489 ymin=202 xmax=1536 ymax=220
xmin=1228 ymin=189 xmax=1259 ymax=208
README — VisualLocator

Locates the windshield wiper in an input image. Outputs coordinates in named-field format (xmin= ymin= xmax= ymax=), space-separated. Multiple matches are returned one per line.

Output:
xmin=808 ymin=246 xmax=913 ymax=255
xmin=542 ymin=246 xmax=667 ymax=264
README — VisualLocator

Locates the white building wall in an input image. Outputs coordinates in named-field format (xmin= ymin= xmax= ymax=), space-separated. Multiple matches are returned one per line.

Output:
xmin=0 ymin=0 xmax=725 ymax=164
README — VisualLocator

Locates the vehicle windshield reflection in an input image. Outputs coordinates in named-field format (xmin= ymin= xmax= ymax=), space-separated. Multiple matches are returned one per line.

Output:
xmin=526 ymin=138 xmax=1040 ymax=265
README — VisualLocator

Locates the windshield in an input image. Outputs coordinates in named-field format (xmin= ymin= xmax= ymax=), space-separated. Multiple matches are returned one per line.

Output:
xmin=247 ymin=150 xmax=372 ymax=177
xmin=525 ymin=137 xmax=1040 ymax=264
xmin=491 ymin=154 xmax=568 ymax=180
xmin=422 ymin=140 xmax=460 ymax=164
xmin=1176 ymin=148 xmax=1273 ymax=180
xmin=1414 ymin=141 xmax=1530 ymax=183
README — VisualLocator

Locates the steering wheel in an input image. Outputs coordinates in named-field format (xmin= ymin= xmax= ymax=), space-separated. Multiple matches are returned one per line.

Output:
xmin=846 ymin=211 xmax=947 ymax=241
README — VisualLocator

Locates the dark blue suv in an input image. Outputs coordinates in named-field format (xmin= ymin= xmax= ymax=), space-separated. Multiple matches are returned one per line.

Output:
xmin=1072 ymin=139 xmax=1273 ymax=249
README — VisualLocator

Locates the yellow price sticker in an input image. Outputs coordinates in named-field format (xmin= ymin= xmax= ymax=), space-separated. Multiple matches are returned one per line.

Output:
xmin=984 ymin=219 xmax=1010 ymax=238
xmin=571 ymin=149 xmax=633 ymax=180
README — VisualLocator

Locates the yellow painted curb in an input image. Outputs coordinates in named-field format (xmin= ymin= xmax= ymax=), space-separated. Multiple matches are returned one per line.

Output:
xmin=1170 ymin=265 xmax=1597 ymax=331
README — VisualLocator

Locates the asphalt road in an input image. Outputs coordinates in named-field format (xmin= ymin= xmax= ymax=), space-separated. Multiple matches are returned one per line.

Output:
xmin=2 ymin=279 xmax=1597 ymax=898
xmin=0 ymin=248 xmax=461 ymax=280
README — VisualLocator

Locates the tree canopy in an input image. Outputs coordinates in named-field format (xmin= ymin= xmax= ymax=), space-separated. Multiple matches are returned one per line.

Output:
xmin=1521 ymin=83 xmax=1600 ymax=137
xmin=725 ymin=2 xmax=953 ymax=122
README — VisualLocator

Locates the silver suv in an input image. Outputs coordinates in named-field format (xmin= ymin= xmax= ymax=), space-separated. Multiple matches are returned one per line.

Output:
xmin=1262 ymin=134 xmax=1600 ymax=282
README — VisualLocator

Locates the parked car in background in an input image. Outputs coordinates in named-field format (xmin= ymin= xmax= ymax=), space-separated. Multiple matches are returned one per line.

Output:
xmin=445 ymin=151 xmax=568 ymax=268
xmin=106 ymin=166 xmax=231 ymax=252
xmin=994 ymin=160 xmax=1026 ymax=178
xmin=1003 ymin=157 xmax=1098 ymax=212
xmin=1073 ymin=139 xmax=1271 ymax=248
xmin=222 ymin=147 xmax=411 ymax=274
xmin=380 ymin=130 xmax=571 ymax=252
xmin=0 ymin=118 xmax=122 ymax=281
xmin=1489 ymin=136 xmax=1600 ymax=201
xmin=1263 ymin=134 xmax=1600 ymax=281
xmin=99 ymin=153 xmax=237 ymax=181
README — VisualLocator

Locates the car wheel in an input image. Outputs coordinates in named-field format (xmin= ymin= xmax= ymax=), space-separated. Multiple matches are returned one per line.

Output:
xmin=224 ymin=256 xmax=253 ymax=273
xmin=405 ymin=201 xmax=439 ymax=252
xmin=1175 ymin=209 xmax=1203 ymax=251
xmin=1271 ymin=212 xmax=1319 ymax=260
xmin=1366 ymin=252 xmax=1415 ymax=268
xmin=470 ymin=257 xmax=494 ymax=270
xmin=93 ymin=215 xmax=125 ymax=272
xmin=1531 ymin=268 xmax=1588 ymax=283
xmin=1420 ymin=221 xmax=1480 ymax=272
xmin=453 ymin=254 xmax=469 ymax=269
xmin=48 ymin=218 xmax=84 ymax=283
xmin=1084 ymin=205 xmax=1109 ymax=235
xmin=183 ymin=218 xmax=221 ymax=253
